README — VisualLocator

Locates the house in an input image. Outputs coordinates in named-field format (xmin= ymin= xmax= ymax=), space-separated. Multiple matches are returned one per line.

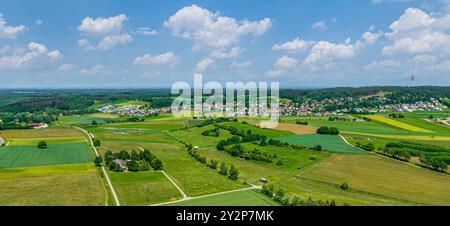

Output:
xmin=113 ymin=159 xmax=128 ymax=171
xmin=28 ymin=123 xmax=49 ymax=129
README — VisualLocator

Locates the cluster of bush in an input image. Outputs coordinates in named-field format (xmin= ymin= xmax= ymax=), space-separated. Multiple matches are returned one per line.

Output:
xmin=196 ymin=117 xmax=236 ymax=128
xmin=102 ymin=149 xmax=163 ymax=172
xmin=225 ymin=144 xmax=277 ymax=163
xmin=388 ymin=113 xmax=405 ymax=119
xmin=260 ymin=185 xmax=339 ymax=206
xmin=216 ymin=124 xmax=267 ymax=142
xmin=384 ymin=142 xmax=449 ymax=172
xmin=316 ymin=126 xmax=340 ymax=135
xmin=201 ymin=128 xmax=220 ymax=137
xmin=183 ymin=143 xmax=239 ymax=181
xmin=328 ymin=116 xmax=352 ymax=122
xmin=0 ymin=123 xmax=31 ymax=130
xmin=295 ymin=121 xmax=308 ymax=125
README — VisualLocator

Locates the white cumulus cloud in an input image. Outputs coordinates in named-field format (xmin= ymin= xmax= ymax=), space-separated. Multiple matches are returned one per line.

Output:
xmin=0 ymin=13 xmax=26 ymax=39
xmin=272 ymin=37 xmax=315 ymax=53
xmin=134 ymin=52 xmax=178 ymax=66
xmin=164 ymin=4 xmax=272 ymax=50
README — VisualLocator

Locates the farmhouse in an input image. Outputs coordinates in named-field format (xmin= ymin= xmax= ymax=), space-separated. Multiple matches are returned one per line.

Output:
xmin=113 ymin=159 xmax=128 ymax=171
xmin=28 ymin=123 xmax=49 ymax=129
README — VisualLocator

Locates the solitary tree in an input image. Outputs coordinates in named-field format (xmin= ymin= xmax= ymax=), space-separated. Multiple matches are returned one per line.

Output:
xmin=228 ymin=164 xmax=239 ymax=180
xmin=37 ymin=141 xmax=47 ymax=149
xmin=151 ymin=159 xmax=163 ymax=170
xmin=93 ymin=139 xmax=101 ymax=147
xmin=219 ymin=162 xmax=228 ymax=176
xmin=340 ymin=182 xmax=349 ymax=190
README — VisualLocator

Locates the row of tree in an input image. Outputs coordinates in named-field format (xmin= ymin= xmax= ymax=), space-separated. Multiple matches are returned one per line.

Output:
xmin=183 ymin=143 xmax=239 ymax=181
xmin=260 ymin=185 xmax=339 ymax=206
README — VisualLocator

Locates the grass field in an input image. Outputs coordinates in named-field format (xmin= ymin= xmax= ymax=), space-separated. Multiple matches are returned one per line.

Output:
xmin=85 ymin=113 xmax=119 ymax=119
xmin=365 ymin=116 xmax=433 ymax=133
xmin=169 ymin=125 xmax=234 ymax=148
xmin=299 ymin=154 xmax=450 ymax=205
xmin=342 ymin=132 xmax=450 ymax=141
xmin=109 ymin=171 xmax=183 ymax=206
xmin=396 ymin=118 xmax=450 ymax=134
xmin=307 ymin=120 xmax=414 ymax=135
xmin=7 ymin=136 xmax=85 ymax=146
xmin=168 ymin=189 xmax=279 ymax=206
xmin=0 ymin=163 xmax=105 ymax=206
xmin=143 ymin=143 xmax=247 ymax=197
xmin=280 ymin=135 xmax=367 ymax=154
xmin=58 ymin=115 xmax=114 ymax=125
xmin=102 ymin=120 xmax=184 ymax=131
xmin=0 ymin=142 xmax=92 ymax=169
xmin=375 ymin=111 xmax=449 ymax=119
xmin=0 ymin=127 xmax=84 ymax=138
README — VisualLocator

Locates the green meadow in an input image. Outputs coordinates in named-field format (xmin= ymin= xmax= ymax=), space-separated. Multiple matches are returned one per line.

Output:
xmin=0 ymin=142 xmax=92 ymax=169
xmin=169 ymin=189 xmax=279 ymax=206
xmin=219 ymin=122 xmax=294 ymax=138
xmin=0 ymin=163 xmax=105 ymax=206
xmin=298 ymin=154 xmax=450 ymax=206
xmin=280 ymin=135 xmax=367 ymax=154
xmin=109 ymin=171 xmax=183 ymax=206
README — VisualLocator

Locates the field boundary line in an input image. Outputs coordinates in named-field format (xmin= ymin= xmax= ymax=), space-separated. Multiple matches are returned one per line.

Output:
xmin=136 ymin=147 xmax=188 ymax=199
xmin=151 ymin=185 xmax=261 ymax=206
xmin=162 ymin=170 xmax=188 ymax=199
xmin=74 ymin=126 xmax=121 ymax=206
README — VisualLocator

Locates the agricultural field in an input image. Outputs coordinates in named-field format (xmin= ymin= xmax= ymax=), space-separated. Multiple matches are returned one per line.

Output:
xmin=219 ymin=122 xmax=295 ymax=138
xmin=0 ymin=142 xmax=92 ymax=169
xmin=0 ymin=163 xmax=106 ymax=206
xmin=274 ymin=123 xmax=317 ymax=135
xmin=362 ymin=116 xmax=433 ymax=133
xmin=168 ymin=189 xmax=279 ymax=206
xmin=101 ymin=119 xmax=185 ymax=131
xmin=169 ymin=125 xmax=234 ymax=148
xmin=144 ymin=143 xmax=247 ymax=197
xmin=298 ymin=154 xmax=450 ymax=206
xmin=109 ymin=171 xmax=183 ymax=206
xmin=198 ymin=144 xmax=330 ymax=185
xmin=375 ymin=111 xmax=449 ymax=119
xmin=307 ymin=120 xmax=414 ymax=135
xmin=0 ymin=127 xmax=84 ymax=138
xmin=280 ymin=135 xmax=367 ymax=154
xmin=58 ymin=115 xmax=115 ymax=125
xmin=396 ymin=118 xmax=450 ymax=135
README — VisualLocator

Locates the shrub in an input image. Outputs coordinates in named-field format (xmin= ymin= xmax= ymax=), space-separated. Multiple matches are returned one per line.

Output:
xmin=127 ymin=160 xmax=139 ymax=172
xmin=228 ymin=164 xmax=239 ymax=180
xmin=93 ymin=139 xmax=101 ymax=147
xmin=37 ymin=141 xmax=47 ymax=149
xmin=219 ymin=162 xmax=228 ymax=176
xmin=94 ymin=156 xmax=103 ymax=167
xmin=340 ymin=182 xmax=349 ymax=190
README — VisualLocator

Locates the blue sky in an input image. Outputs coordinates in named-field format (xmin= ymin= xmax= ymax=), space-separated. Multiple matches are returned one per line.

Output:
xmin=0 ymin=0 xmax=449 ymax=88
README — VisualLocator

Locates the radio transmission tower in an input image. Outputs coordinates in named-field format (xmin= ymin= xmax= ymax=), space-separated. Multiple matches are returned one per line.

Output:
xmin=410 ymin=72 xmax=415 ymax=87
